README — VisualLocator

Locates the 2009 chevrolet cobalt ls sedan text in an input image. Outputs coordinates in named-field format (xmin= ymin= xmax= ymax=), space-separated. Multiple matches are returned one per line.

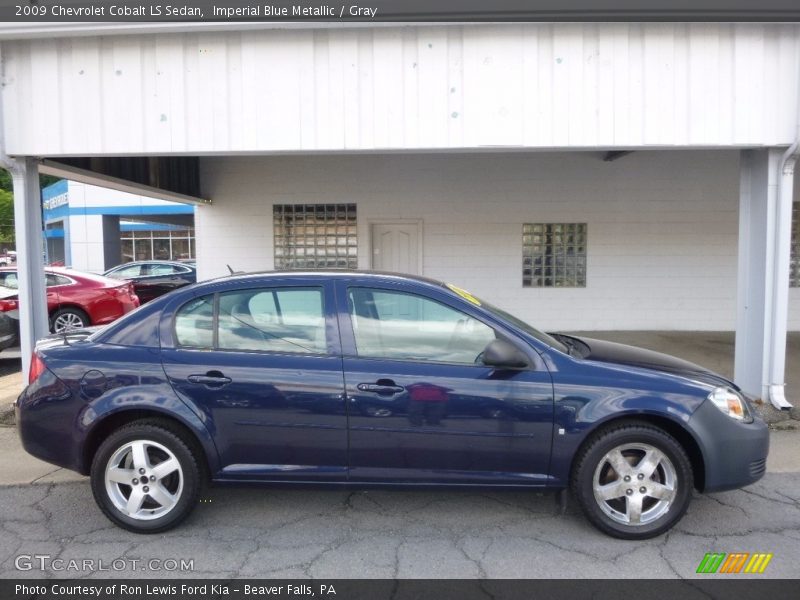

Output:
xmin=16 ymin=271 xmax=769 ymax=539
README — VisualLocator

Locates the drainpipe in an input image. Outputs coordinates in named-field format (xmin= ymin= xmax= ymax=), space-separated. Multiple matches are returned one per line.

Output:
xmin=767 ymin=49 xmax=800 ymax=410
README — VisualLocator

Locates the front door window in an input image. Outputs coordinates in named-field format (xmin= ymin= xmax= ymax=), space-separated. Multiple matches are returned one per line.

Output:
xmin=348 ymin=288 xmax=495 ymax=364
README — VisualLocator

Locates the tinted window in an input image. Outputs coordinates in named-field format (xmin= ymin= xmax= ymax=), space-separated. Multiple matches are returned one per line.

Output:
xmin=175 ymin=295 xmax=214 ymax=348
xmin=45 ymin=274 xmax=72 ymax=287
xmin=0 ymin=272 xmax=18 ymax=289
xmin=348 ymin=288 xmax=495 ymax=364
xmin=150 ymin=264 xmax=181 ymax=276
xmin=108 ymin=264 xmax=142 ymax=279
xmin=218 ymin=287 xmax=326 ymax=354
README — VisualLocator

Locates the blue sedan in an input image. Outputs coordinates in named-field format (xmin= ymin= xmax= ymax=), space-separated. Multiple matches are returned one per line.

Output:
xmin=16 ymin=271 xmax=769 ymax=538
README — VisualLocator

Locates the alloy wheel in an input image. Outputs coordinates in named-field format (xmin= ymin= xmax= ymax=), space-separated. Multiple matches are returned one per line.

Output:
xmin=592 ymin=442 xmax=677 ymax=526
xmin=104 ymin=439 xmax=184 ymax=521
xmin=53 ymin=312 xmax=85 ymax=332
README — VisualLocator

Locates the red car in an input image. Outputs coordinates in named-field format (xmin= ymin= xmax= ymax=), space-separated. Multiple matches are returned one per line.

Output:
xmin=0 ymin=267 xmax=140 ymax=344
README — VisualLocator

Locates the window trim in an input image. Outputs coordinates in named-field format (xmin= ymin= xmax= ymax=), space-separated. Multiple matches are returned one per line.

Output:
xmin=172 ymin=285 xmax=332 ymax=357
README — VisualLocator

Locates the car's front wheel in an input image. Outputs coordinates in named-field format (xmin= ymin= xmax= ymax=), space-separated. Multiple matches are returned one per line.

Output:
xmin=90 ymin=421 xmax=202 ymax=533
xmin=571 ymin=422 xmax=693 ymax=539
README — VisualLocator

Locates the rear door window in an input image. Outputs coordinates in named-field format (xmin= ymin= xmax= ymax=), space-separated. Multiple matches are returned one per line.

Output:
xmin=151 ymin=264 xmax=181 ymax=276
xmin=107 ymin=264 xmax=142 ymax=279
xmin=174 ymin=287 xmax=328 ymax=355
xmin=218 ymin=287 xmax=326 ymax=354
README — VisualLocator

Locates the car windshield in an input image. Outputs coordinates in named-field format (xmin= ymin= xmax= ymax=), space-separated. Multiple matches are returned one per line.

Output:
xmin=444 ymin=284 xmax=568 ymax=354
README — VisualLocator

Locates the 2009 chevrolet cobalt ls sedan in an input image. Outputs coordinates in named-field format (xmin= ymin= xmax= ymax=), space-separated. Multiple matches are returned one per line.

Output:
xmin=16 ymin=271 xmax=768 ymax=539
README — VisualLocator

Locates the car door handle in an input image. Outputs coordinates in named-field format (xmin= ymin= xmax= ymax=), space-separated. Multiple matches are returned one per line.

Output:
xmin=188 ymin=372 xmax=232 ymax=387
xmin=357 ymin=382 xmax=405 ymax=395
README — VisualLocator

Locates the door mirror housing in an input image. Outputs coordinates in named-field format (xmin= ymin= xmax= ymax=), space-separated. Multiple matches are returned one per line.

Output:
xmin=481 ymin=339 xmax=529 ymax=370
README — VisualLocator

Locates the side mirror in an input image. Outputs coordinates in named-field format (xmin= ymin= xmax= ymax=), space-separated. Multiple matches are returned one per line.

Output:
xmin=481 ymin=339 xmax=529 ymax=370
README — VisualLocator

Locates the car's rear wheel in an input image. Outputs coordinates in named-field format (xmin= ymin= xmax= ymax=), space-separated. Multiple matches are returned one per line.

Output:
xmin=571 ymin=422 xmax=693 ymax=539
xmin=90 ymin=421 xmax=202 ymax=533
xmin=50 ymin=307 xmax=89 ymax=333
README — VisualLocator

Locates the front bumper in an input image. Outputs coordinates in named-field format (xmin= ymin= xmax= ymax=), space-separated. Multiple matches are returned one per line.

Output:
xmin=688 ymin=398 xmax=769 ymax=492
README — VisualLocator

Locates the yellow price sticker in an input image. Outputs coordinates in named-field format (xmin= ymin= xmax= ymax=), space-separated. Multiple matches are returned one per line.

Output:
xmin=446 ymin=284 xmax=482 ymax=306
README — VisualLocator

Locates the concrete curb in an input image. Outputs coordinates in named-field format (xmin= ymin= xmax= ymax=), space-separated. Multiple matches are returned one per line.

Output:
xmin=754 ymin=401 xmax=800 ymax=428
xmin=0 ymin=369 xmax=22 ymax=427
xmin=0 ymin=403 xmax=14 ymax=427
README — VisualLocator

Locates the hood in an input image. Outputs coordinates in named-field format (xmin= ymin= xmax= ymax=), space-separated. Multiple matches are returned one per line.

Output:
xmin=561 ymin=335 xmax=737 ymax=390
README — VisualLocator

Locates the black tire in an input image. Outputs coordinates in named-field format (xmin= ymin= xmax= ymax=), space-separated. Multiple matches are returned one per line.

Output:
xmin=50 ymin=307 xmax=90 ymax=333
xmin=90 ymin=420 xmax=202 ymax=533
xmin=570 ymin=421 xmax=693 ymax=540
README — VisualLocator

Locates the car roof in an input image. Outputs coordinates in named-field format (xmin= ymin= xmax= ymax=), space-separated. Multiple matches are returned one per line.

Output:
xmin=111 ymin=260 xmax=194 ymax=267
xmin=0 ymin=265 xmax=124 ymax=284
xmin=211 ymin=269 xmax=448 ymax=288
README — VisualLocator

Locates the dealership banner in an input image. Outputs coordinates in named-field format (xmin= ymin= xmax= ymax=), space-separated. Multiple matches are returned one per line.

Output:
xmin=2 ymin=0 xmax=800 ymax=22
xmin=3 ymin=579 xmax=800 ymax=600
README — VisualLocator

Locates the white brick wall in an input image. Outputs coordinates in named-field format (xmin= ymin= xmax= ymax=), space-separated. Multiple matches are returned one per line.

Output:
xmin=197 ymin=150 xmax=800 ymax=332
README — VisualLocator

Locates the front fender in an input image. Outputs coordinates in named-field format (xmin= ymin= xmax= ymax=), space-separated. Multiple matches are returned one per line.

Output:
xmin=546 ymin=358 xmax=709 ymax=486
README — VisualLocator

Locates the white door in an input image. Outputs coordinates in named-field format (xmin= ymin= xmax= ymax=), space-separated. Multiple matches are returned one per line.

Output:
xmin=371 ymin=222 xmax=421 ymax=275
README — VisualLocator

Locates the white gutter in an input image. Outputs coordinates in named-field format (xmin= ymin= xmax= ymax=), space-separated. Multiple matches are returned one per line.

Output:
xmin=0 ymin=21 xmax=445 ymax=40
xmin=768 ymin=47 xmax=800 ymax=410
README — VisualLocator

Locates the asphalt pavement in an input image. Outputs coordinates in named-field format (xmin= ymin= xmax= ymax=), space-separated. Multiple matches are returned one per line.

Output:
xmin=1 ymin=339 xmax=798 ymax=580
xmin=0 ymin=425 xmax=798 ymax=579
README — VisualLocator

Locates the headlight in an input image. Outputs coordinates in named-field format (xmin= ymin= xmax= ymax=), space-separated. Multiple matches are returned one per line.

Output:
xmin=708 ymin=387 xmax=752 ymax=422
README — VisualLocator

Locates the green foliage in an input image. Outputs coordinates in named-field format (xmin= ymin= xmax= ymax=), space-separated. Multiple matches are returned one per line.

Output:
xmin=0 ymin=188 xmax=14 ymax=243
xmin=0 ymin=167 xmax=64 ymax=244
xmin=0 ymin=167 xmax=60 ymax=192
xmin=41 ymin=174 xmax=61 ymax=188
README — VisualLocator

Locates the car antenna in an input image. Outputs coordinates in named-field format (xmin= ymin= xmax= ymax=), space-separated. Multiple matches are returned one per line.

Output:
xmin=227 ymin=264 xmax=234 ymax=275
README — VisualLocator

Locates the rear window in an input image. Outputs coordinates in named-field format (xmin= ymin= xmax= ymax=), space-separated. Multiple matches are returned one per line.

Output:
xmin=46 ymin=274 xmax=72 ymax=287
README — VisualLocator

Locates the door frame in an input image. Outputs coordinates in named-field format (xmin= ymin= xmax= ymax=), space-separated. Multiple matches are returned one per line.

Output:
xmin=368 ymin=219 xmax=424 ymax=275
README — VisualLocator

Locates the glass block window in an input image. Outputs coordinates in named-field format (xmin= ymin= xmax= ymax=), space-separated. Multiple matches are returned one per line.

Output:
xmin=274 ymin=204 xmax=357 ymax=270
xmin=522 ymin=223 xmax=587 ymax=288
xmin=791 ymin=202 xmax=799 ymax=287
